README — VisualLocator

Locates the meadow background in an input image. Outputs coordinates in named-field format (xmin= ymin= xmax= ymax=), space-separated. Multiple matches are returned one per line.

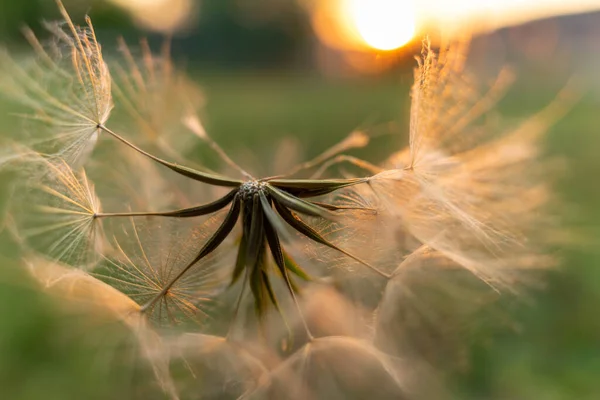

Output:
xmin=0 ymin=1 xmax=599 ymax=399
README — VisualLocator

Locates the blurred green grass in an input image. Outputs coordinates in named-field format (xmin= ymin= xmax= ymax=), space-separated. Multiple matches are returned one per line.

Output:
xmin=0 ymin=72 xmax=599 ymax=399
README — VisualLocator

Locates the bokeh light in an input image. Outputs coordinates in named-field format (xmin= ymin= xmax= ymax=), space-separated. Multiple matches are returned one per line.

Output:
xmin=349 ymin=0 xmax=416 ymax=51
xmin=307 ymin=0 xmax=600 ymax=54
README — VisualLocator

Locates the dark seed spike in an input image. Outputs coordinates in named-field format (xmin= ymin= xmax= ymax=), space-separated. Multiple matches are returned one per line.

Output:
xmin=260 ymin=192 xmax=312 ymax=281
xmin=261 ymin=270 xmax=280 ymax=310
xmin=263 ymin=217 xmax=286 ymax=281
xmin=249 ymin=245 xmax=269 ymax=317
xmin=100 ymin=124 xmax=243 ymax=187
xmin=265 ymin=178 xmax=366 ymax=189
xmin=245 ymin=194 xmax=265 ymax=269
xmin=259 ymin=192 xmax=291 ymax=241
xmin=230 ymin=232 xmax=247 ymax=286
xmin=226 ymin=267 xmax=249 ymax=340
xmin=266 ymin=184 xmax=335 ymax=219
xmin=309 ymin=201 xmax=376 ymax=214
xmin=266 ymin=178 xmax=367 ymax=198
xmin=140 ymin=194 xmax=242 ymax=313
xmin=282 ymin=248 xmax=311 ymax=281
xmin=260 ymin=267 xmax=294 ymax=344
xmin=96 ymin=188 xmax=238 ymax=219
xmin=294 ymin=186 xmax=365 ymax=198
xmin=263 ymin=211 xmax=314 ymax=339
xmin=273 ymin=201 xmax=390 ymax=279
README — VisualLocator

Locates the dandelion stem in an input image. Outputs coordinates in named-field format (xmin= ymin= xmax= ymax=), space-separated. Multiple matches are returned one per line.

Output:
xmin=264 ymin=214 xmax=314 ymax=340
xmin=226 ymin=268 xmax=250 ymax=341
xmin=273 ymin=202 xmax=391 ymax=279
xmin=266 ymin=131 xmax=370 ymax=179
xmin=99 ymin=124 xmax=243 ymax=187
xmin=94 ymin=189 xmax=238 ymax=219
xmin=310 ymin=155 xmax=383 ymax=179
xmin=183 ymin=114 xmax=254 ymax=180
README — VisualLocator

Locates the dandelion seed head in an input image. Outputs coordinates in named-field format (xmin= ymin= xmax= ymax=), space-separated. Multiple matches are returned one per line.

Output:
xmin=239 ymin=180 xmax=267 ymax=201
xmin=0 ymin=3 xmax=571 ymax=398
xmin=111 ymin=38 xmax=205 ymax=156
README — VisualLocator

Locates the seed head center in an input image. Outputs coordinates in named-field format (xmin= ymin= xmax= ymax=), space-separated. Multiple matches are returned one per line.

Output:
xmin=240 ymin=180 xmax=266 ymax=201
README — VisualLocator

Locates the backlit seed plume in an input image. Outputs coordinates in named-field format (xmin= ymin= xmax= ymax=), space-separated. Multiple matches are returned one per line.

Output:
xmin=369 ymin=38 xmax=573 ymax=289
xmin=10 ymin=158 xmax=104 ymax=269
xmin=167 ymin=333 xmax=268 ymax=399
xmin=99 ymin=217 xmax=232 ymax=326
xmin=0 ymin=0 xmax=112 ymax=168
xmin=250 ymin=337 xmax=409 ymax=400
xmin=110 ymin=38 xmax=205 ymax=159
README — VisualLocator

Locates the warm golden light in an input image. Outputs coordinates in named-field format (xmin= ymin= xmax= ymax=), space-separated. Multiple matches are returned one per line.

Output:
xmin=306 ymin=0 xmax=600 ymax=55
xmin=349 ymin=0 xmax=416 ymax=51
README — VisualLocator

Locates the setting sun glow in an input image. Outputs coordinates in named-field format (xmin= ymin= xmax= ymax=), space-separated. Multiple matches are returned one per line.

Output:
xmin=349 ymin=0 xmax=416 ymax=51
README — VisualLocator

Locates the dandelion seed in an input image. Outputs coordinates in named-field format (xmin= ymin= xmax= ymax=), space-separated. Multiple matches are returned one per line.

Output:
xmin=249 ymin=336 xmax=408 ymax=400
xmin=10 ymin=157 xmax=104 ymax=269
xmin=368 ymin=38 xmax=573 ymax=290
xmin=168 ymin=333 xmax=268 ymax=399
xmin=0 ymin=0 xmax=112 ymax=168
xmin=98 ymin=217 xmax=232 ymax=327
xmin=373 ymin=247 xmax=502 ymax=370
xmin=111 ymin=37 xmax=206 ymax=160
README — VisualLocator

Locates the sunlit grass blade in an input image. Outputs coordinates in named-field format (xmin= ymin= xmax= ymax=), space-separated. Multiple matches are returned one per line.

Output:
xmin=259 ymin=192 xmax=290 ymax=239
xmin=259 ymin=192 xmax=312 ymax=282
xmin=99 ymin=124 xmax=243 ymax=187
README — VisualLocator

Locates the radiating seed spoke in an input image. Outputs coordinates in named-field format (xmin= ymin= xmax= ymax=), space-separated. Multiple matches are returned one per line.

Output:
xmin=99 ymin=124 xmax=243 ymax=187
xmin=274 ymin=201 xmax=390 ymax=278
xmin=140 ymin=194 xmax=242 ymax=312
